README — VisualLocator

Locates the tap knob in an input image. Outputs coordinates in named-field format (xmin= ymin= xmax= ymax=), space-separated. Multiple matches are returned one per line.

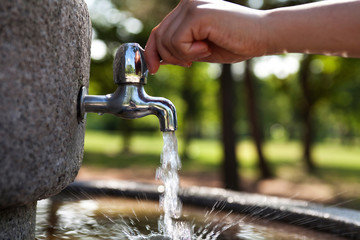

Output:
xmin=113 ymin=43 xmax=148 ymax=85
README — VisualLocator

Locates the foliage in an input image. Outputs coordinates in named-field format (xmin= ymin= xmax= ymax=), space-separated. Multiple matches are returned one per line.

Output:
xmin=85 ymin=0 xmax=360 ymax=162
xmin=83 ymin=130 xmax=360 ymax=172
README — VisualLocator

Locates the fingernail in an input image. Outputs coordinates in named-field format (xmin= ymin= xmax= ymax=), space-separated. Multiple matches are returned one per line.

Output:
xmin=196 ymin=51 xmax=211 ymax=60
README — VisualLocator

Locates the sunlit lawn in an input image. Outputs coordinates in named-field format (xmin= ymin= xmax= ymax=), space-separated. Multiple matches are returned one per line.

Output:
xmin=83 ymin=130 xmax=360 ymax=182
xmin=83 ymin=130 xmax=360 ymax=209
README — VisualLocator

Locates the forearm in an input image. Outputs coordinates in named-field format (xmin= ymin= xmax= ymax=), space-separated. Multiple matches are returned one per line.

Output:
xmin=263 ymin=0 xmax=360 ymax=57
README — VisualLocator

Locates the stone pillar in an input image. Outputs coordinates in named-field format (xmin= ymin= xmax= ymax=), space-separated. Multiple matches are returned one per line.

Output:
xmin=0 ymin=203 xmax=37 ymax=240
xmin=0 ymin=0 xmax=91 ymax=238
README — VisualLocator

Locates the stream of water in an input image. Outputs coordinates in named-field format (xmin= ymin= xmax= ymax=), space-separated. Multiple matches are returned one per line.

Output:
xmin=156 ymin=132 xmax=189 ymax=239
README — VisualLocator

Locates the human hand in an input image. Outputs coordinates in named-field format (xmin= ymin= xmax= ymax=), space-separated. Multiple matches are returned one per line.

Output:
xmin=144 ymin=0 xmax=267 ymax=74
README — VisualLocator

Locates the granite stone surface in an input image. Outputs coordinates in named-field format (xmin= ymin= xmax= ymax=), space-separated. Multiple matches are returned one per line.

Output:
xmin=0 ymin=203 xmax=36 ymax=240
xmin=0 ymin=0 xmax=91 ymax=208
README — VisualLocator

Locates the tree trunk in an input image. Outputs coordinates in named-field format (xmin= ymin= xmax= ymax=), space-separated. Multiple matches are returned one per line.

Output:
xmin=299 ymin=55 xmax=316 ymax=172
xmin=181 ymin=67 xmax=198 ymax=160
xmin=244 ymin=60 xmax=272 ymax=179
xmin=220 ymin=64 xmax=240 ymax=190
xmin=121 ymin=120 xmax=133 ymax=154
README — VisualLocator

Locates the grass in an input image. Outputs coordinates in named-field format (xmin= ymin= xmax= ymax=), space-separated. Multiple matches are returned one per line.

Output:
xmin=83 ymin=130 xmax=360 ymax=179
xmin=82 ymin=130 xmax=360 ymax=209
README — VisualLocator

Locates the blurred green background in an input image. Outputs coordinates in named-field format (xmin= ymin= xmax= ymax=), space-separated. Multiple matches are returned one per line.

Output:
xmin=82 ymin=0 xmax=360 ymax=209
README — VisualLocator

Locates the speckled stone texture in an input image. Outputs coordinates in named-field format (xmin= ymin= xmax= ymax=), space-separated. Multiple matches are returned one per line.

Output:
xmin=0 ymin=0 xmax=91 ymax=208
xmin=0 ymin=203 xmax=36 ymax=240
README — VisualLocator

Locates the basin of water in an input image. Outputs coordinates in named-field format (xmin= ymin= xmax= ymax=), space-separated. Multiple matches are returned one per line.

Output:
xmin=35 ymin=193 xmax=344 ymax=240
xmin=35 ymin=132 xmax=360 ymax=239
xmin=35 ymin=180 xmax=360 ymax=240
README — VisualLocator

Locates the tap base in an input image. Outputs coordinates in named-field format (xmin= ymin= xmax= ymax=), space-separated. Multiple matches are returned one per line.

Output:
xmin=77 ymin=86 xmax=87 ymax=122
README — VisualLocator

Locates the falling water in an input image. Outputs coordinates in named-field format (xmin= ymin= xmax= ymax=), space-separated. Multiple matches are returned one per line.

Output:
xmin=156 ymin=131 xmax=190 ymax=239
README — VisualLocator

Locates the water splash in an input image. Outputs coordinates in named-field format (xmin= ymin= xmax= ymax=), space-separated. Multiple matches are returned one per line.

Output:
xmin=36 ymin=196 xmax=345 ymax=240
xmin=156 ymin=132 xmax=189 ymax=239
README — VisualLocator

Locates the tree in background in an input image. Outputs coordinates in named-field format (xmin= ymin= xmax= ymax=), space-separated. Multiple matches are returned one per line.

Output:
xmin=220 ymin=64 xmax=240 ymax=190
xmin=181 ymin=64 xmax=206 ymax=160
xmin=244 ymin=60 xmax=273 ymax=179
xmin=298 ymin=55 xmax=316 ymax=171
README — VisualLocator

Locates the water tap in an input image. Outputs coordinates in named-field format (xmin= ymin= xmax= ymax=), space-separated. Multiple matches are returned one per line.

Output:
xmin=78 ymin=43 xmax=177 ymax=132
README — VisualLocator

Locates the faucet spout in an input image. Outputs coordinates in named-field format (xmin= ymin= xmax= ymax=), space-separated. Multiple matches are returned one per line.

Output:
xmin=80 ymin=85 xmax=177 ymax=132
xmin=111 ymin=85 xmax=177 ymax=132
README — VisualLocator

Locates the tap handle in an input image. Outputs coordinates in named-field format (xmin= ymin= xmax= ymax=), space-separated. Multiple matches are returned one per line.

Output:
xmin=113 ymin=43 xmax=148 ymax=85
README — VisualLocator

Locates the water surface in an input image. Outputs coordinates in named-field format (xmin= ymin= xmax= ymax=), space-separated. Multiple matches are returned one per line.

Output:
xmin=35 ymin=197 xmax=345 ymax=240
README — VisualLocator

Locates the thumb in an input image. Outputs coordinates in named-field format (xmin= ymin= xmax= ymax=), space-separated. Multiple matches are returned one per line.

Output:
xmin=185 ymin=41 xmax=211 ymax=59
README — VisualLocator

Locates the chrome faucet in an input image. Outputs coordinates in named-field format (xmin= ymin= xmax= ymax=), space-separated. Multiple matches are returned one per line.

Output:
xmin=78 ymin=43 xmax=177 ymax=132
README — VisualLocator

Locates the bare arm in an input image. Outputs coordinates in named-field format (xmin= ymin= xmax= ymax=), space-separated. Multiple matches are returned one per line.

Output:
xmin=145 ymin=0 xmax=360 ymax=74
xmin=264 ymin=0 xmax=360 ymax=57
